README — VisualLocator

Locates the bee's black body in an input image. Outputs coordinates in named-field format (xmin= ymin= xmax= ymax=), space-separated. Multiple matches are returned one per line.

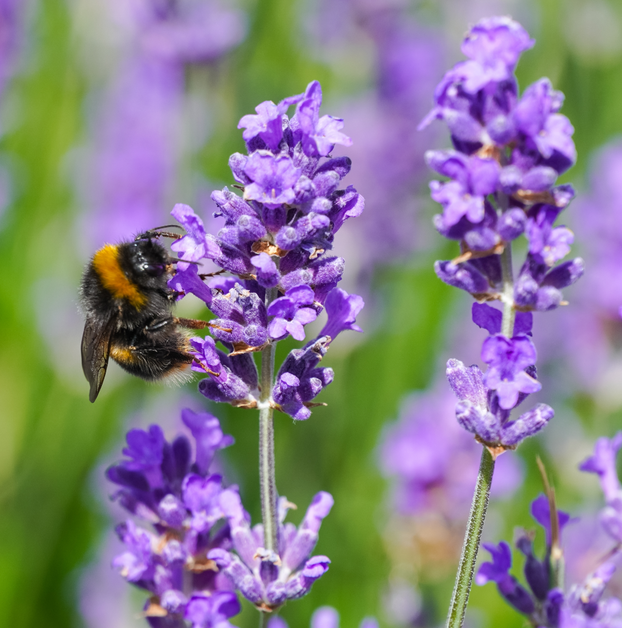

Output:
xmin=80 ymin=232 xmax=200 ymax=403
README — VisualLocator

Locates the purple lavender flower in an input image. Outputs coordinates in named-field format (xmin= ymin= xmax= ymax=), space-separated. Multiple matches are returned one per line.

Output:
xmin=481 ymin=334 xmax=540 ymax=409
xmin=290 ymin=81 xmax=353 ymax=157
xmin=244 ymin=153 xmax=302 ymax=208
xmin=171 ymin=203 xmax=222 ymax=267
xmin=427 ymin=151 xmax=500 ymax=227
xmin=421 ymin=17 xmax=582 ymax=456
xmin=422 ymin=17 xmax=581 ymax=310
xmin=268 ymin=286 xmax=319 ymax=342
xmin=476 ymin=542 xmax=535 ymax=614
xmin=319 ymin=288 xmax=364 ymax=342
xmin=169 ymin=81 xmax=364 ymax=419
xmin=446 ymin=358 xmax=552 ymax=448
xmin=106 ymin=410 xmax=239 ymax=625
xmin=459 ymin=17 xmax=534 ymax=93
xmin=478 ymin=434 xmax=622 ymax=626
xmin=273 ymin=338 xmax=334 ymax=421
xmin=208 ymin=491 xmax=333 ymax=610
xmin=476 ymin=494 xmax=571 ymax=620
xmin=238 ymin=100 xmax=290 ymax=152
xmin=190 ymin=337 xmax=258 ymax=406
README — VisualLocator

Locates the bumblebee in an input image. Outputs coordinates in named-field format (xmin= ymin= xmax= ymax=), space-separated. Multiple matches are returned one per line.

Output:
xmin=80 ymin=229 xmax=207 ymax=402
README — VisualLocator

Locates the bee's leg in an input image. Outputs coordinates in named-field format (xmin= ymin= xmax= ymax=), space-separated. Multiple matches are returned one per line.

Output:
xmin=175 ymin=317 xmax=211 ymax=330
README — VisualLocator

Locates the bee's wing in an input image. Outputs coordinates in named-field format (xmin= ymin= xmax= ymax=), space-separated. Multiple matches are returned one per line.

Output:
xmin=81 ymin=312 xmax=117 ymax=403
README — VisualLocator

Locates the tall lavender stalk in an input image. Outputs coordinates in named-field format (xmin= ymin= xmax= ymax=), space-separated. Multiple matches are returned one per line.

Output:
xmin=420 ymin=17 xmax=582 ymax=627
xmin=105 ymin=81 xmax=365 ymax=626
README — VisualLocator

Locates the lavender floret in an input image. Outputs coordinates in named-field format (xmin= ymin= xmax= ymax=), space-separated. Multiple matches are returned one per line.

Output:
xmin=208 ymin=491 xmax=333 ymax=609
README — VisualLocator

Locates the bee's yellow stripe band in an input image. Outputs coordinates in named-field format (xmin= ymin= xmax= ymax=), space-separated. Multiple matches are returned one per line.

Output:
xmin=92 ymin=244 xmax=147 ymax=309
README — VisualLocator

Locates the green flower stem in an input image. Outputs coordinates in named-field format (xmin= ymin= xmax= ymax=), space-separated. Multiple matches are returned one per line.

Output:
xmin=500 ymin=240 xmax=516 ymax=338
xmin=259 ymin=610 xmax=269 ymax=628
xmin=259 ymin=287 xmax=279 ymax=552
xmin=445 ymin=447 xmax=496 ymax=628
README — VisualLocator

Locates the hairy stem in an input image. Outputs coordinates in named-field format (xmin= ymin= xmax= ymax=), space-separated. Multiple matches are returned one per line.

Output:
xmin=446 ymin=447 xmax=496 ymax=628
xmin=259 ymin=287 xmax=278 ymax=552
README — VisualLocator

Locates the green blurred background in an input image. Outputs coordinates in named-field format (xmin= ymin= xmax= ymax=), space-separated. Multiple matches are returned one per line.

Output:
xmin=3 ymin=0 xmax=622 ymax=626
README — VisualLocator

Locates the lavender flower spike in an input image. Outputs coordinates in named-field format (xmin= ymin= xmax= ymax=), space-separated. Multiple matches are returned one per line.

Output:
xmin=106 ymin=412 xmax=240 ymax=626
xmin=208 ymin=490 xmax=333 ymax=610
xmin=424 ymin=17 xmax=579 ymax=626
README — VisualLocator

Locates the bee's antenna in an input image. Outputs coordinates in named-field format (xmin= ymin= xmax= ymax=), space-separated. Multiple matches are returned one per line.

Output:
xmin=151 ymin=224 xmax=184 ymax=231
xmin=170 ymin=259 xmax=200 ymax=266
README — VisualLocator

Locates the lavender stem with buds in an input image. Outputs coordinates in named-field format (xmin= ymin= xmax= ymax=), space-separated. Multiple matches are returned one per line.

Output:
xmin=420 ymin=17 xmax=581 ymax=626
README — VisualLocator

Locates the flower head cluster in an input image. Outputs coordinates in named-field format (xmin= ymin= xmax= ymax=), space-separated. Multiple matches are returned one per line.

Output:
xmin=423 ymin=17 xmax=582 ymax=450
xmin=106 ymin=409 xmax=240 ymax=627
xmin=208 ymin=491 xmax=334 ymax=609
xmin=170 ymin=80 xmax=364 ymax=420
xmin=423 ymin=16 xmax=582 ymax=311
xmin=477 ymin=434 xmax=622 ymax=627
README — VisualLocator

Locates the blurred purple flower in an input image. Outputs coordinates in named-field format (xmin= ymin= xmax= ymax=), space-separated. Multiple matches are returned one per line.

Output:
xmin=0 ymin=0 xmax=21 ymax=98
xmin=317 ymin=8 xmax=446 ymax=283
xmin=379 ymin=384 xmax=523 ymax=517
xmin=541 ymin=139 xmax=622 ymax=393
xmin=79 ymin=1 xmax=245 ymax=250
xmin=267 ymin=606 xmax=378 ymax=628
